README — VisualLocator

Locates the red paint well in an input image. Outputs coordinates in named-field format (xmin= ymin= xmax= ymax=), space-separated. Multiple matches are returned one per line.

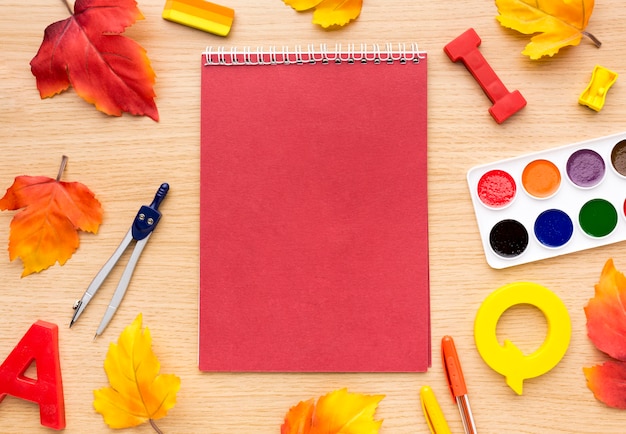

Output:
xmin=477 ymin=169 xmax=516 ymax=208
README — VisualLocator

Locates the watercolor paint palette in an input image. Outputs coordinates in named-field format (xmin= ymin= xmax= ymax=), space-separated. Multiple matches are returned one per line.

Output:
xmin=467 ymin=131 xmax=626 ymax=269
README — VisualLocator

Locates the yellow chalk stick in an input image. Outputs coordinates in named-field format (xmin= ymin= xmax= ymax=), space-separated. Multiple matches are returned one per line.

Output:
xmin=162 ymin=0 xmax=234 ymax=37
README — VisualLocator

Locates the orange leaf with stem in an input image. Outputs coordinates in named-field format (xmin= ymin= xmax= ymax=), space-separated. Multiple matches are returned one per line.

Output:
xmin=585 ymin=259 xmax=626 ymax=360
xmin=584 ymin=259 xmax=626 ymax=408
xmin=0 ymin=156 xmax=102 ymax=277
xmin=30 ymin=0 xmax=158 ymax=120
xmin=281 ymin=388 xmax=384 ymax=434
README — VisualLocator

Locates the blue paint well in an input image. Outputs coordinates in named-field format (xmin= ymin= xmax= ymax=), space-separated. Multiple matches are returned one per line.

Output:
xmin=534 ymin=209 xmax=573 ymax=248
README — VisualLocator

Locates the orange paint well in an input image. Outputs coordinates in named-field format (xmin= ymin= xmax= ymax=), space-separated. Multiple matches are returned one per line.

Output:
xmin=522 ymin=159 xmax=561 ymax=198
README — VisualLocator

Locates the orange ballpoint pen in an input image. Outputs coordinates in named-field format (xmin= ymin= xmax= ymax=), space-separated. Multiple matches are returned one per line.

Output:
xmin=441 ymin=335 xmax=478 ymax=434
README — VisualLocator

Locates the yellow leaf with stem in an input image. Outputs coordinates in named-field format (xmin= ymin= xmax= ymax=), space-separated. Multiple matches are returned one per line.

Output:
xmin=283 ymin=0 xmax=363 ymax=28
xmin=495 ymin=0 xmax=601 ymax=59
xmin=93 ymin=314 xmax=181 ymax=433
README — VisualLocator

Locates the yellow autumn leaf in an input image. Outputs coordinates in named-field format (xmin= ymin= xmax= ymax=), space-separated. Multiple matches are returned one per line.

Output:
xmin=93 ymin=314 xmax=181 ymax=431
xmin=283 ymin=0 xmax=362 ymax=28
xmin=281 ymin=388 xmax=384 ymax=434
xmin=495 ymin=0 xmax=600 ymax=59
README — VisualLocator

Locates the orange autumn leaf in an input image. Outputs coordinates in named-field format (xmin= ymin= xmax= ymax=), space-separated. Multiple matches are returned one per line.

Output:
xmin=281 ymin=388 xmax=384 ymax=434
xmin=584 ymin=361 xmax=626 ymax=409
xmin=30 ymin=0 xmax=158 ymax=120
xmin=495 ymin=0 xmax=600 ymax=59
xmin=583 ymin=259 xmax=626 ymax=408
xmin=0 ymin=169 xmax=102 ymax=277
xmin=94 ymin=313 xmax=181 ymax=431
xmin=283 ymin=0 xmax=362 ymax=28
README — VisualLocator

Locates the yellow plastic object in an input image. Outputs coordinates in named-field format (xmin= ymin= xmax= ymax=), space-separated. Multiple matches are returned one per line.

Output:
xmin=162 ymin=0 xmax=234 ymax=37
xmin=474 ymin=282 xmax=571 ymax=395
xmin=579 ymin=65 xmax=618 ymax=111
xmin=419 ymin=386 xmax=451 ymax=434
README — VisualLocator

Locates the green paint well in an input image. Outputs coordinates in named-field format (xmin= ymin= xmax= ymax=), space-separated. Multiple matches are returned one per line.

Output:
xmin=579 ymin=199 xmax=617 ymax=238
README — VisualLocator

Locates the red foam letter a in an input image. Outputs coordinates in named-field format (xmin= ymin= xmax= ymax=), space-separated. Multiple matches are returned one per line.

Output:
xmin=0 ymin=320 xmax=65 ymax=430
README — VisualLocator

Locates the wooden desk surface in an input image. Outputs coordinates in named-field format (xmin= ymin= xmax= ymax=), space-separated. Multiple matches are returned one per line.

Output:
xmin=2 ymin=1 xmax=626 ymax=432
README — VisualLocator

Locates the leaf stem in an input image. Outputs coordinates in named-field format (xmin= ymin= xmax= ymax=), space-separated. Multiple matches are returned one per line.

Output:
xmin=582 ymin=31 xmax=602 ymax=48
xmin=60 ymin=0 xmax=73 ymax=14
xmin=56 ymin=155 xmax=68 ymax=181
xmin=149 ymin=419 xmax=164 ymax=434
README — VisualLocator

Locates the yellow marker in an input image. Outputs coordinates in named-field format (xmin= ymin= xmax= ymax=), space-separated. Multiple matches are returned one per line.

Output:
xmin=162 ymin=0 xmax=235 ymax=37
xmin=420 ymin=386 xmax=452 ymax=434
xmin=579 ymin=65 xmax=618 ymax=112
xmin=474 ymin=282 xmax=571 ymax=395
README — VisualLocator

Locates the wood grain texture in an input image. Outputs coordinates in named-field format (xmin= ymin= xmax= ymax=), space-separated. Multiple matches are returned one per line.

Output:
xmin=1 ymin=1 xmax=626 ymax=432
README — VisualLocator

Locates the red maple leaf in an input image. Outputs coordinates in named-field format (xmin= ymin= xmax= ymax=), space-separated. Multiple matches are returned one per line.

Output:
xmin=30 ymin=0 xmax=158 ymax=121
xmin=584 ymin=259 xmax=626 ymax=408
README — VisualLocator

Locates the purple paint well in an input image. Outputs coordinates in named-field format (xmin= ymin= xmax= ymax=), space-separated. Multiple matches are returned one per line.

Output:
xmin=566 ymin=149 xmax=605 ymax=188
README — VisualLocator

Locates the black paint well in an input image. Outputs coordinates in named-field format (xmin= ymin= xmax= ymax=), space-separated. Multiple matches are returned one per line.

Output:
xmin=489 ymin=219 xmax=529 ymax=258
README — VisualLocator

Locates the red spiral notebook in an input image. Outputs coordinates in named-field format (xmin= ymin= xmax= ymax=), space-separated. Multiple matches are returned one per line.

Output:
xmin=199 ymin=45 xmax=430 ymax=372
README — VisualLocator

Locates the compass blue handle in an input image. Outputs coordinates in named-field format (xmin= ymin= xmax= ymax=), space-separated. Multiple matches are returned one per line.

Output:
xmin=150 ymin=183 xmax=170 ymax=210
xmin=132 ymin=183 xmax=169 ymax=240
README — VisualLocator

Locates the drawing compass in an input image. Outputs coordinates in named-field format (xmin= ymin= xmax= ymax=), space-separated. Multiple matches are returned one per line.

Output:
xmin=70 ymin=183 xmax=169 ymax=338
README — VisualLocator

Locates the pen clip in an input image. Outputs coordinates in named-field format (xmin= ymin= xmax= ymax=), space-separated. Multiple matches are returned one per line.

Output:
xmin=442 ymin=335 xmax=468 ymax=400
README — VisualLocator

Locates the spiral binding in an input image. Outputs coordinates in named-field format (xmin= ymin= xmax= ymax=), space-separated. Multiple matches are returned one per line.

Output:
xmin=203 ymin=43 xmax=425 ymax=66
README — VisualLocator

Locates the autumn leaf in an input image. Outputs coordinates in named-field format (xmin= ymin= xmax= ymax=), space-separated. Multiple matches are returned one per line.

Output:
xmin=281 ymin=388 xmax=384 ymax=434
xmin=283 ymin=0 xmax=362 ymax=28
xmin=495 ymin=0 xmax=600 ymax=59
xmin=0 ymin=157 xmax=102 ymax=277
xmin=583 ymin=259 xmax=626 ymax=409
xmin=584 ymin=360 xmax=626 ymax=409
xmin=94 ymin=313 xmax=181 ymax=432
xmin=585 ymin=259 xmax=626 ymax=360
xmin=30 ymin=0 xmax=159 ymax=121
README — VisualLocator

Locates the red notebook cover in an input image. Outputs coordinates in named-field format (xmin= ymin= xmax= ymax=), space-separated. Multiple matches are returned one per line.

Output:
xmin=199 ymin=46 xmax=430 ymax=372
